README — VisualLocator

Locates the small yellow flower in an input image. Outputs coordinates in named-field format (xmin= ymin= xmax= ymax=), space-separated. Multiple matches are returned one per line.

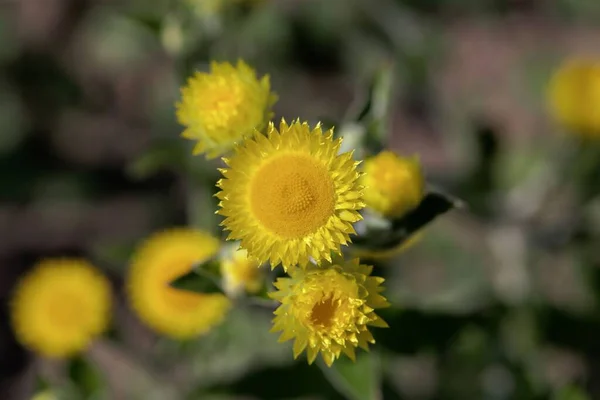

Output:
xmin=361 ymin=151 xmax=425 ymax=218
xmin=176 ymin=60 xmax=277 ymax=158
xmin=548 ymin=59 xmax=600 ymax=139
xmin=10 ymin=258 xmax=111 ymax=358
xmin=30 ymin=390 xmax=58 ymax=400
xmin=127 ymin=228 xmax=231 ymax=339
xmin=269 ymin=258 xmax=389 ymax=366
xmin=216 ymin=119 xmax=365 ymax=270
xmin=352 ymin=231 xmax=424 ymax=261
xmin=220 ymin=247 xmax=264 ymax=296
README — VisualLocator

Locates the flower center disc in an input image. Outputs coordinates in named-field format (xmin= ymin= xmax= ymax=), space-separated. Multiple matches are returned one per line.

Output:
xmin=250 ymin=153 xmax=335 ymax=238
xmin=45 ymin=290 xmax=86 ymax=329
xmin=310 ymin=296 xmax=337 ymax=329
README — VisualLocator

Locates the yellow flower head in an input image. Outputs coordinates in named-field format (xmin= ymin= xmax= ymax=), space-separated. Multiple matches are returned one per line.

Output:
xmin=30 ymin=390 xmax=58 ymax=400
xmin=548 ymin=59 xmax=600 ymax=139
xmin=10 ymin=258 xmax=111 ymax=358
xmin=220 ymin=247 xmax=264 ymax=296
xmin=269 ymin=258 xmax=389 ymax=366
xmin=216 ymin=119 xmax=365 ymax=270
xmin=176 ymin=60 xmax=277 ymax=158
xmin=127 ymin=228 xmax=231 ymax=339
xmin=361 ymin=151 xmax=425 ymax=218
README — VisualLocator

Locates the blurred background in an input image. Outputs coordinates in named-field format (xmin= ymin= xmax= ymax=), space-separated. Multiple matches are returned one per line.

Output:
xmin=1 ymin=0 xmax=600 ymax=399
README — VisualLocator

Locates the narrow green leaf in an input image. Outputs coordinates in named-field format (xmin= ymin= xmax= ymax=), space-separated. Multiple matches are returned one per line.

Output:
xmin=126 ymin=139 xmax=187 ymax=180
xmin=319 ymin=352 xmax=382 ymax=400
xmin=67 ymin=355 xmax=106 ymax=400
xmin=169 ymin=260 xmax=224 ymax=295
xmin=353 ymin=190 xmax=462 ymax=252
xmin=342 ymin=63 xmax=394 ymax=155
xmin=553 ymin=384 xmax=591 ymax=400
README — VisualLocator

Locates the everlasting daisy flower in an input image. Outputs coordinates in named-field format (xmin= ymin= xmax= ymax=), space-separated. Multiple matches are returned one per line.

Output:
xmin=127 ymin=228 xmax=231 ymax=339
xmin=361 ymin=151 xmax=425 ymax=218
xmin=216 ymin=119 xmax=365 ymax=270
xmin=269 ymin=257 xmax=389 ymax=366
xmin=548 ymin=59 xmax=600 ymax=139
xmin=220 ymin=247 xmax=264 ymax=296
xmin=176 ymin=60 xmax=277 ymax=158
xmin=10 ymin=258 xmax=111 ymax=358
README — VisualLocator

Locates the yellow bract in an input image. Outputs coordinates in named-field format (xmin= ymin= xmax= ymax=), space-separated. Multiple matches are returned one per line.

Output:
xmin=548 ymin=59 xmax=600 ymax=139
xmin=10 ymin=258 xmax=111 ymax=358
xmin=216 ymin=119 xmax=365 ymax=270
xmin=361 ymin=151 xmax=425 ymax=218
xmin=220 ymin=247 xmax=264 ymax=296
xmin=269 ymin=258 xmax=389 ymax=367
xmin=127 ymin=228 xmax=231 ymax=339
xmin=176 ymin=60 xmax=277 ymax=158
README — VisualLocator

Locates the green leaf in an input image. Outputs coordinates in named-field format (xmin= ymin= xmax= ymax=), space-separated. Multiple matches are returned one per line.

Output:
xmin=169 ymin=260 xmax=224 ymax=295
xmin=319 ymin=352 xmax=382 ymax=400
xmin=553 ymin=384 xmax=591 ymax=400
xmin=353 ymin=190 xmax=463 ymax=252
xmin=342 ymin=63 xmax=395 ymax=155
xmin=67 ymin=355 xmax=106 ymax=400
xmin=126 ymin=139 xmax=187 ymax=180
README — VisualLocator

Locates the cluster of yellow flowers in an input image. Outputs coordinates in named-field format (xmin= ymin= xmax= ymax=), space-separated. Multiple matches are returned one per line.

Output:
xmin=8 ymin=60 xmax=427 ymax=367
xmin=175 ymin=60 xmax=428 ymax=366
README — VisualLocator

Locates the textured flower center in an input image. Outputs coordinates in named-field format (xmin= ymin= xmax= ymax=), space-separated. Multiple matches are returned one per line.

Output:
xmin=310 ymin=295 xmax=338 ymax=329
xmin=250 ymin=153 xmax=335 ymax=238
xmin=199 ymin=80 xmax=245 ymax=135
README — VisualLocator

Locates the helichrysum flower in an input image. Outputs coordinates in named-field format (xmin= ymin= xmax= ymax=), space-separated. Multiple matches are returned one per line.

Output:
xmin=220 ymin=247 xmax=264 ymax=296
xmin=176 ymin=60 xmax=277 ymax=158
xmin=216 ymin=119 xmax=365 ymax=270
xmin=127 ymin=228 xmax=231 ymax=339
xmin=10 ymin=258 xmax=111 ymax=358
xmin=30 ymin=391 xmax=58 ymax=400
xmin=548 ymin=59 xmax=600 ymax=139
xmin=269 ymin=257 xmax=389 ymax=366
xmin=361 ymin=151 xmax=425 ymax=218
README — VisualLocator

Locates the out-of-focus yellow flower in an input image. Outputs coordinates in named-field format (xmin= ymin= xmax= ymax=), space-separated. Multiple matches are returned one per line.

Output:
xmin=10 ymin=258 xmax=111 ymax=359
xmin=30 ymin=390 xmax=58 ymax=400
xmin=352 ymin=231 xmax=424 ymax=261
xmin=127 ymin=228 xmax=231 ymax=339
xmin=269 ymin=257 xmax=389 ymax=366
xmin=220 ymin=247 xmax=264 ymax=296
xmin=216 ymin=119 xmax=365 ymax=271
xmin=548 ymin=59 xmax=600 ymax=139
xmin=361 ymin=151 xmax=425 ymax=218
xmin=176 ymin=60 xmax=277 ymax=158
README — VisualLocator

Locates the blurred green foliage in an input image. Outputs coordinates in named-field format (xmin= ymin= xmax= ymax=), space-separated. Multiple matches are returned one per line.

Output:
xmin=2 ymin=0 xmax=600 ymax=399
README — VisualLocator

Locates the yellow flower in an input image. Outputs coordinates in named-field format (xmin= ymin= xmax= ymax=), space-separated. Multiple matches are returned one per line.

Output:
xmin=548 ymin=59 xmax=600 ymax=139
xmin=30 ymin=391 xmax=58 ymax=400
xmin=361 ymin=151 xmax=425 ymax=218
xmin=176 ymin=60 xmax=277 ymax=158
xmin=220 ymin=247 xmax=264 ymax=296
xmin=10 ymin=258 xmax=111 ymax=359
xmin=352 ymin=231 xmax=424 ymax=261
xmin=216 ymin=119 xmax=365 ymax=270
xmin=127 ymin=228 xmax=231 ymax=339
xmin=269 ymin=258 xmax=389 ymax=366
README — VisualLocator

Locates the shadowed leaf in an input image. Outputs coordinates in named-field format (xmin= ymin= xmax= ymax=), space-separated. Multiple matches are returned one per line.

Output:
xmin=353 ymin=190 xmax=463 ymax=252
